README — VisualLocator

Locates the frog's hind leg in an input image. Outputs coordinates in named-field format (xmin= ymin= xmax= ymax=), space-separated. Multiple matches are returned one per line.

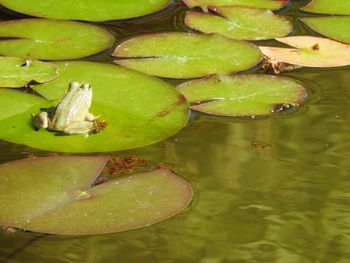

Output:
xmin=63 ymin=121 xmax=94 ymax=135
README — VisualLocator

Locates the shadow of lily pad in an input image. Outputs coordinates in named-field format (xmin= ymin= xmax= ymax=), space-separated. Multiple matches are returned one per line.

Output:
xmin=302 ymin=17 xmax=350 ymax=44
xmin=185 ymin=7 xmax=292 ymax=41
xmin=177 ymin=74 xmax=306 ymax=116
xmin=183 ymin=0 xmax=289 ymax=10
xmin=0 ymin=19 xmax=114 ymax=60
xmin=0 ymin=156 xmax=192 ymax=235
xmin=0 ymin=0 xmax=172 ymax=21
xmin=0 ymin=57 xmax=58 ymax=88
xmin=259 ymin=36 xmax=350 ymax=68
xmin=301 ymin=0 xmax=350 ymax=15
xmin=0 ymin=62 xmax=189 ymax=153
xmin=113 ymin=33 xmax=262 ymax=79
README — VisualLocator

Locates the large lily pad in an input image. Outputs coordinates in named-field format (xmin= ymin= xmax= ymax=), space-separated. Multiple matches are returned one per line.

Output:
xmin=0 ymin=156 xmax=192 ymax=235
xmin=0 ymin=19 xmax=114 ymax=60
xmin=259 ymin=36 xmax=350 ymax=68
xmin=185 ymin=7 xmax=292 ymax=41
xmin=0 ymin=0 xmax=171 ymax=22
xmin=113 ymin=33 xmax=262 ymax=79
xmin=301 ymin=0 xmax=350 ymax=15
xmin=302 ymin=17 xmax=350 ymax=44
xmin=177 ymin=74 xmax=306 ymax=116
xmin=0 ymin=62 xmax=189 ymax=153
xmin=183 ymin=0 xmax=288 ymax=10
xmin=0 ymin=57 xmax=58 ymax=88
xmin=0 ymin=88 xmax=48 ymax=121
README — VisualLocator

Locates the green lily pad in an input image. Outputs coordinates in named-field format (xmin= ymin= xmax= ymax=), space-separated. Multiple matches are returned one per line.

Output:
xmin=301 ymin=0 xmax=350 ymax=15
xmin=177 ymin=74 xmax=306 ymax=116
xmin=0 ymin=0 xmax=171 ymax=22
xmin=302 ymin=17 xmax=350 ymax=44
xmin=0 ymin=61 xmax=189 ymax=153
xmin=185 ymin=7 xmax=292 ymax=41
xmin=0 ymin=19 xmax=114 ymax=60
xmin=0 ymin=88 xmax=48 ymax=121
xmin=0 ymin=156 xmax=192 ymax=235
xmin=0 ymin=57 xmax=58 ymax=88
xmin=113 ymin=33 xmax=262 ymax=79
xmin=183 ymin=0 xmax=289 ymax=10
xmin=259 ymin=36 xmax=350 ymax=68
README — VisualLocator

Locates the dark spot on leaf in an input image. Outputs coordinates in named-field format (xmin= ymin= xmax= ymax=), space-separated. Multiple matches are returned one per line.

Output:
xmin=312 ymin=44 xmax=320 ymax=51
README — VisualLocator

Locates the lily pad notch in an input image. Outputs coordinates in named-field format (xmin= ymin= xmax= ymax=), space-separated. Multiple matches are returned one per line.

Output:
xmin=185 ymin=6 xmax=292 ymax=40
xmin=0 ymin=19 xmax=115 ymax=60
xmin=0 ymin=57 xmax=58 ymax=88
xmin=0 ymin=156 xmax=193 ymax=235
xmin=177 ymin=74 xmax=307 ymax=116
xmin=113 ymin=33 xmax=262 ymax=78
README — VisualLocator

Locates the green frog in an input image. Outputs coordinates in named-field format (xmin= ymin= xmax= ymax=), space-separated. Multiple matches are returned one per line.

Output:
xmin=32 ymin=81 xmax=106 ymax=135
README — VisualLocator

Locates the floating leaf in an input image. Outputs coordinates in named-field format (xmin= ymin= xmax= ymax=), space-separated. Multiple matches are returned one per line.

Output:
xmin=183 ymin=0 xmax=289 ymax=10
xmin=177 ymin=74 xmax=306 ymax=116
xmin=0 ymin=57 xmax=58 ymax=88
xmin=185 ymin=7 xmax=292 ymax=41
xmin=259 ymin=36 xmax=350 ymax=68
xmin=113 ymin=33 xmax=262 ymax=79
xmin=301 ymin=0 xmax=350 ymax=15
xmin=302 ymin=17 xmax=350 ymax=44
xmin=0 ymin=89 xmax=48 ymax=121
xmin=0 ymin=0 xmax=171 ymax=22
xmin=0 ymin=19 xmax=114 ymax=60
xmin=0 ymin=156 xmax=192 ymax=235
xmin=0 ymin=62 xmax=189 ymax=153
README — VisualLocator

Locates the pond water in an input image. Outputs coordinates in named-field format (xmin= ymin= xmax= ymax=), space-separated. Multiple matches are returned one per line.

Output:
xmin=1 ymin=0 xmax=350 ymax=262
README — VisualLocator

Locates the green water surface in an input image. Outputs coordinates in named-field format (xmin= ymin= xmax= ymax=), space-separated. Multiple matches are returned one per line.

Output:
xmin=1 ymin=0 xmax=350 ymax=262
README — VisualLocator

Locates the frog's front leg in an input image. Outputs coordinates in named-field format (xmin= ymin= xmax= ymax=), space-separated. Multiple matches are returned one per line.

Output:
xmin=62 ymin=121 xmax=94 ymax=135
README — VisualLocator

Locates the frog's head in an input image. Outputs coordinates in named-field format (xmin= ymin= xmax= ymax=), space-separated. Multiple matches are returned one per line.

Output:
xmin=32 ymin=111 xmax=49 ymax=129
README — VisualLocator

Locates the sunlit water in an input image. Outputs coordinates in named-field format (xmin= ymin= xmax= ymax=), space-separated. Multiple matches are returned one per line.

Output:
xmin=1 ymin=1 xmax=350 ymax=262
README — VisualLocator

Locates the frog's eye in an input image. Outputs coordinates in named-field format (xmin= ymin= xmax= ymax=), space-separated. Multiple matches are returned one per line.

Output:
xmin=82 ymin=83 xmax=91 ymax=90
xmin=69 ymin=81 xmax=80 ymax=89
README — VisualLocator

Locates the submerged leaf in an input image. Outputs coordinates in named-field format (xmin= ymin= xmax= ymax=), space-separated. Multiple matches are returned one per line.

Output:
xmin=183 ymin=0 xmax=288 ymax=10
xmin=0 ymin=156 xmax=192 ymax=235
xmin=0 ymin=0 xmax=172 ymax=22
xmin=259 ymin=36 xmax=350 ymax=68
xmin=185 ymin=7 xmax=292 ymax=41
xmin=113 ymin=33 xmax=262 ymax=79
xmin=177 ymin=74 xmax=306 ymax=116
xmin=0 ymin=19 xmax=114 ymax=60
xmin=0 ymin=57 xmax=58 ymax=88
xmin=302 ymin=17 xmax=350 ymax=44
xmin=301 ymin=0 xmax=350 ymax=15
xmin=0 ymin=62 xmax=189 ymax=153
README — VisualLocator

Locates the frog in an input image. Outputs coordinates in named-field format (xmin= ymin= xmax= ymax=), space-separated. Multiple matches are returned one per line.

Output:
xmin=32 ymin=81 xmax=106 ymax=135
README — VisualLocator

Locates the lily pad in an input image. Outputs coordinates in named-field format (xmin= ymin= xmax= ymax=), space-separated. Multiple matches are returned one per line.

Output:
xmin=177 ymin=74 xmax=306 ymax=116
xmin=183 ymin=0 xmax=289 ymax=10
xmin=0 ymin=19 xmax=114 ymax=60
xmin=113 ymin=33 xmax=262 ymax=79
xmin=302 ymin=17 xmax=350 ymax=44
xmin=259 ymin=36 xmax=350 ymax=68
xmin=0 ymin=88 xmax=48 ymax=121
xmin=0 ymin=156 xmax=192 ymax=235
xmin=0 ymin=0 xmax=171 ymax=22
xmin=0 ymin=57 xmax=58 ymax=88
xmin=0 ymin=61 xmax=189 ymax=153
xmin=301 ymin=0 xmax=350 ymax=15
xmin=185 ymin=7 xmax=292 ymax=41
